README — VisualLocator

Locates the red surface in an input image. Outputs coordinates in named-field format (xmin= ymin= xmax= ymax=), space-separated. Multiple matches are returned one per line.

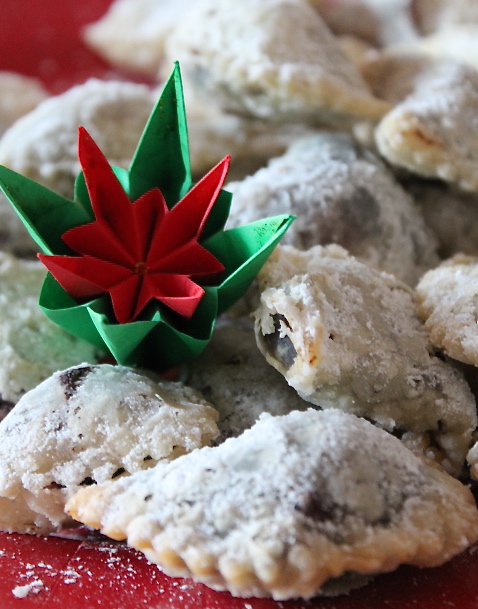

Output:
xmin=1 ymin=2 xmax=478 ymax=608
xmin=0 ymin=0 xmax=144 ymax=93
xmin=1 ymin=531 xmax=478 ymax=609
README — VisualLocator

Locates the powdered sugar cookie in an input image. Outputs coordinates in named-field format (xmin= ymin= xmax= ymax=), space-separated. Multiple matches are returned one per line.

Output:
xmin=361 ymin=49 xmax=438 ymax=104
xmin=0 ymin=72 xmax=47 ymax=136
xmin=0 ymin=79 xmax=154 ymax=198
xmin=310 ymin=0 xmax=419 ymax=46
xmin=0 ymin=252 xmax=101 ymax=409
xmin=336 ymin=35 xmax=376 ymax=71
xmin=186 ymin=318 xmax=310 ymax=444
xmin=227 ymin=132 xmax=438 ymax=285
xmin=66 ymin=409 xmax=478 ymax=600
xmin=165 ymin=0 xmax=390 ymax=125
xmin=416 ymin=255 xmax=478 ymax=366
xmin=375 ymin=61 xmax=478 ymax=192
xmin=254 ymin=244 xmax=477 ymax=474
xmin=0 ymin=363 xmax=219 ymax=534
xmin=408 ymin=25 xmax=478 ymax=71
xmin=83 ymin=0 xmax=195 ymax=78
xmin=412 ymin=0 xmax=478 ymax=35
xmin=0 ymin=192 xmax=36 ymax=257
xmin=405 ymin=179 xmax=478 ymax=258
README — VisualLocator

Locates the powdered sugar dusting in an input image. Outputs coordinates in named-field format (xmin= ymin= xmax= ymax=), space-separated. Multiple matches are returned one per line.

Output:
xmin=66 ymin=409 xmax=478 ymax=600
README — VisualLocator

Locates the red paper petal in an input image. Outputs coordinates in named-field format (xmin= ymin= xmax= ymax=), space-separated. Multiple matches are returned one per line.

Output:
xmin=130 ymin=188 xmax=168 ymax=261
xmin=134 ymin=274 xmax=204 ymax=319
xmin=39 ymin=254 xmax=132 ymax=298
xmin=63 ymin=221 xmax=136 ymax=267
xmin=148 ymin=156 xmax=230 ymax=262
xmin=107 ymin=274 xmax=143 ymax=323
xmin=148 ymin=240 xmax=224 ymax=275
xmin=78 ymin=127 xmax=145 ymax=260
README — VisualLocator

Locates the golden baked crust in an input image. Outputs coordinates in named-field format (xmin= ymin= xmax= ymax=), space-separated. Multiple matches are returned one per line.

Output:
xmin=375 ymin=61 xmax=478 ymax=192
xmin=67 ymin=409 xmax=478 ymax=600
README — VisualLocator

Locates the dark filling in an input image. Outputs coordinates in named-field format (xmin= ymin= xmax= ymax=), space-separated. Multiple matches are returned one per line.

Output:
xmin=59 ymin=365 xmax=97 ymax=399
xmin=43 ymin=481 xmax=66 ymax=490
xmin=111 ymin=468 xmax=126 ymax=479
xmin=294 ymin=491 xmax=333 ymax=522
xmin=293 ymin=484 xmax=393 ymax=529
xmin=261 ymin=314 xmax=297 ymax=369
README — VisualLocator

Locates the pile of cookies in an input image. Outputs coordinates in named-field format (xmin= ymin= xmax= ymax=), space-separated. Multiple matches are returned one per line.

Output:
xmin=1 ymin=0 xmax=478 ymax=600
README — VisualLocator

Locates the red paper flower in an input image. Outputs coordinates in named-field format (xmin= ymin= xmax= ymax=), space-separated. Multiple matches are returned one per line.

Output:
xmin=39 ymin=127 xmax=226 ymax=323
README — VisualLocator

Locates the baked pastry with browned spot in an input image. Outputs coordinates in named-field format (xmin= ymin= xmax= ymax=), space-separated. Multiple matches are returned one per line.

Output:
xmin=66 ymin=409 xmax=478 ymax=600
xmin=375 ymin=61 xmax=478 ymax=192
xmin=254 ymin=244 xmax=477 ymax=475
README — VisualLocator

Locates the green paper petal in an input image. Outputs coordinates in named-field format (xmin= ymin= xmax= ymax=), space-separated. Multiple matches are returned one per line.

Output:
xmin=139 ymin=289 xmax=218 ymax=369
xmin=87 ymin=306 xmax=160 ymax=366
xmin=200 ymin=187 xmax=232 ymax=242
xmin=75 ymin=165 xmax=130 ymax=211
xmin=204 ymin=214 xmax=295 ymax=313
xmin=39 ymin=273 xmax=109 ymax=350
xmin=0 ymin=167 xmax=92 ymax=255
xmin=39 ymin=273 xmax=220 ymax=369
xmin=129 ymin=62 xmax=192 ymax=206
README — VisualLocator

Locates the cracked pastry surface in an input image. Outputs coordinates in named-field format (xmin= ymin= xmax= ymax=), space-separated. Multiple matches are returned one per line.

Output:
xmin=375 ymin=61 xmax=478 ymax=192
xmin=186 ymin=318 xmax=310 ymax=444
xmin=0 ymin=79 xmax=154 ymax=198
xmin=254 ymin=244 xmax=477 ymax=475
xmin=66 ymin=408 xmax=478 ymax=600
xmin=164 ymin=0 xmax=390 ymax=125
xmin=0 ymin=363 xmax=219 ymax=535
xmin=227 ymin=132 xmax=438 ymax=286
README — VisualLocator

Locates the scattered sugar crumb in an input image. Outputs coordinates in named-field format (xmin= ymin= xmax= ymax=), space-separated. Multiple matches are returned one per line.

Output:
xmin=12 ymin=579 xmax=44 ymax=598
xmin=63 ymin=568 xmax=80 ymax=584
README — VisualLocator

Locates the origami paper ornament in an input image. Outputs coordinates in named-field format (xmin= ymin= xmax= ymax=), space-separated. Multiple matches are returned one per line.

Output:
xmin=0 ymin=63 xmax=293 ymax=369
